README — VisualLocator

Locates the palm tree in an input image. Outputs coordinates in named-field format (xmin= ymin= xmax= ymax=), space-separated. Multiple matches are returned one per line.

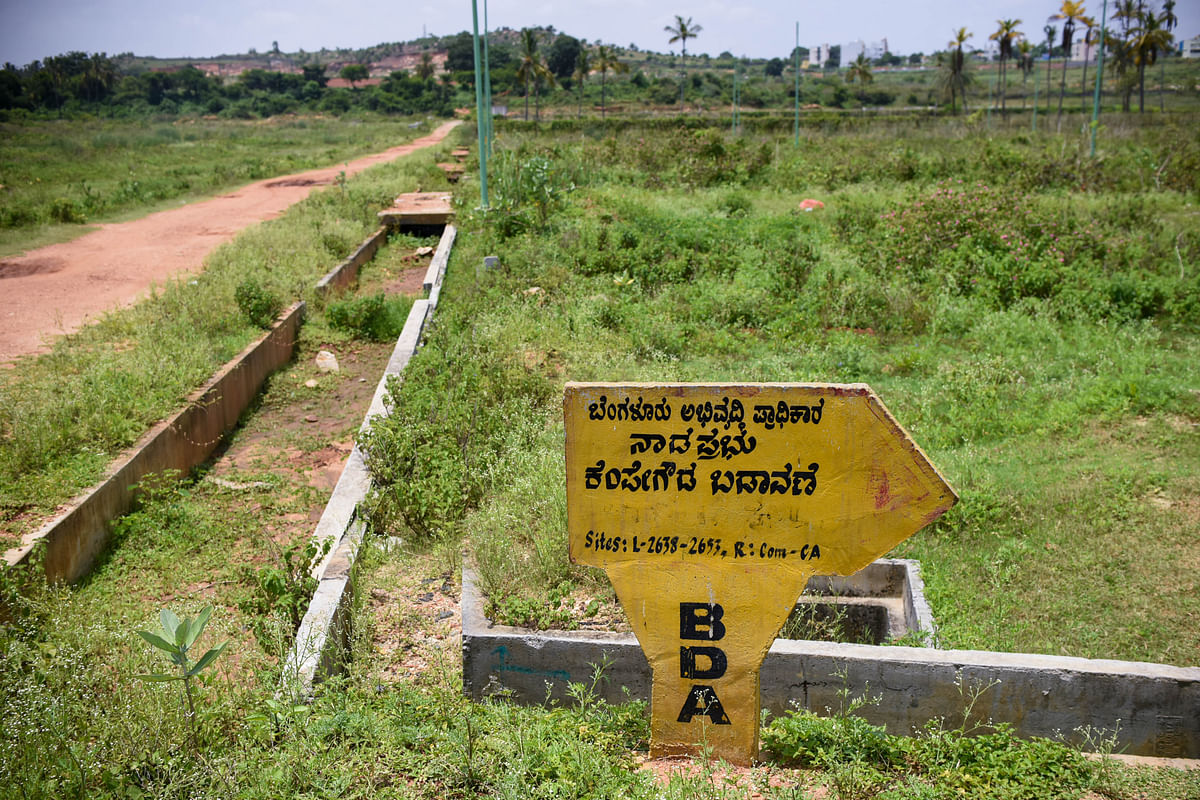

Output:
xmin=416 ymin=52 xmax=435 ymax=81
xmin=1112 ymin=0 xmax=1140 ymax=112
xmin=990 ymin=19 xmax=1023 ymax=114
xmin=664 ymin=15 xmax=702 ymax=107
xmin=845 ymin=52 xmax=873 ymax=103
xmin=1078 ymin=17 xmax=1097 ymax=111
xmin=1050 ymin=0 xmax=1088 ymax=128
xmin=1160 ymin=0 xmax=1178 ymax=111
xmin=1016 ymin=39 xmax=1035 ymax=109
xmin=516 ymin=28 xmax=553 ymax=121
xmin=1131 ymin=10 xmax=1173 ymax=113
xmin=944 ymin=27 xmax=972 ymax=113
xmin=1043 ymin=24 xmax=1057 ymax=116
xmin=594 ymin=45 xmax=628 ymax=119
xmin=573 ymin=48 xmax=591 ymax=119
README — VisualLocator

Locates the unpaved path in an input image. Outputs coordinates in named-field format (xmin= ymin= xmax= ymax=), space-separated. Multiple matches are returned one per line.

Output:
xmin=0 ymin=119 xmax=461 ymax=364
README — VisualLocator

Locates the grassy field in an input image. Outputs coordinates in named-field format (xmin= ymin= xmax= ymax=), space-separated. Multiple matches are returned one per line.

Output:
xmin=0 ymin=114 xmax=431 ymax=255
xmin=0 ymin=115 xmax=454 ymax=545
xmin=364 ymin=115 xmax=1200 ymax=665
xmin=0 ymin=117 xmax=1197 ymax=798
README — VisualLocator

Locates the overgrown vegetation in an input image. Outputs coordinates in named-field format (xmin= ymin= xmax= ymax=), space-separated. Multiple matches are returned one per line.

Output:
xmin=0 ymin=128 xmax=452 ymax=543
xmin=364 ymin=116 xmax=1200 ymax=666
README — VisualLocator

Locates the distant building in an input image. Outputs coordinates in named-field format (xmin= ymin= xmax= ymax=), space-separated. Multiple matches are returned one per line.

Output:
xmin=843 ymin=40 xmax=866 ymax=62
xmin=811 ymin=43 xmax=831 ymax=67
xmin=1182 ymin=35 xmax=1200 ymax=58
xmin=1070 ymin=39 xmax=1107 ymax=62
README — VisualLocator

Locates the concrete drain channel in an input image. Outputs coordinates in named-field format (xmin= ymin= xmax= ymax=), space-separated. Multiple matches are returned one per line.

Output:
xmin=281 ymin=217 xmax=1198 ymax=760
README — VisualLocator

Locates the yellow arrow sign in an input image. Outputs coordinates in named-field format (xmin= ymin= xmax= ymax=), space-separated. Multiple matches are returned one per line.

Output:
xmin=565 ymin=383 xmax=957 ymax=764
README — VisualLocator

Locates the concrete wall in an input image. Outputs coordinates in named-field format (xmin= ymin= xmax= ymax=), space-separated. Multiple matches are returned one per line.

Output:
xmin=461 ymin=567 xmax=1200 ymax=758
xmin=4 ymin=302 xmax=305 ymax=583
xmin=315 ymin=226 xmax=390 ymax=297
xmin=282 ymin=222 xmax=456 ymax=697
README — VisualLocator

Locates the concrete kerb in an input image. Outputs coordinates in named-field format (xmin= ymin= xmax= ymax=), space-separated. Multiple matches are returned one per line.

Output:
xmin=315 ymin=226 xmax=390 ymax=298
xmin=282 ymin=219 xmax=455 ymax=697
xmin=461 ymin=565 xmax=1200 ymax=758
xmin=3 ymin=302 xmax=306 ymax=583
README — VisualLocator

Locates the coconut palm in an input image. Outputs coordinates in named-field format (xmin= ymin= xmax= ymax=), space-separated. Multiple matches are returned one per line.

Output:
xmin=845 ymin=52 xmax=874 ymax=99
xmin=573 ymin=48 xmax=591 ymax=119
xmin=943 ymin=27 xmax=972 ymax=113
xmin=990 ymin=18 xmax=1023 ymax=114
xmin=1131 ymin=10 xmax=1174 ymax=113
xmin=664 ymin=15 xmax=702 ymax=107
xmin=594 ymin=45 xmax=628 ymax=119
xmin=1017 ymin=39 xmax=1035 ymax=109
xmin=1050 ymin=0 xmax=1088 ymax=128
xmin=1043 ymin=24 xmax=1057 ymax=115
xmin=516 ymin=28 xmax=554 ymax=121
xmin=416 ymin=52 xmax=435 ymax=81
xmin=1112 ymin=0 xmax=1140 ymax=112
xmin=1078 ymin=17 xmax=1097 ymax=111
xmin=1160 ymin=0 xmax=1178 ymax=111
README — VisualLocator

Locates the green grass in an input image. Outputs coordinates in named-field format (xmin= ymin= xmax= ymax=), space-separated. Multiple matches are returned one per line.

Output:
xmin=363 ymin=117 xmax=1200 ymax=665
xmin=0 ymin=114 xmax=429 ymax=256
xmin=0 ymin=120 xmax=455 ymax=544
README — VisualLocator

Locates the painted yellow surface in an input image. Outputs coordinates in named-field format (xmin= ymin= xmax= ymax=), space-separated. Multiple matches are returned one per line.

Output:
xmin=564 ymin=383 xmax=957 ymax=764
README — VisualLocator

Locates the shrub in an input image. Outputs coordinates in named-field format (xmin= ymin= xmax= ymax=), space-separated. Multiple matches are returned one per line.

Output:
xmin=234 ymin=279 xmax=282 ymax=328
xmin=325 ymin=292 xmax=412 ymax=341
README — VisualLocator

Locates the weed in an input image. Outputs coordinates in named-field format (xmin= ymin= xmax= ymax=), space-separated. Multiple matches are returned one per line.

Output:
xmin=325 ymin=292 xmax=412 ymax=341
xmin=234 ymin=278 xmax=283 ymax=328
xmin=135 ymin=605 xmax=227 ymax=751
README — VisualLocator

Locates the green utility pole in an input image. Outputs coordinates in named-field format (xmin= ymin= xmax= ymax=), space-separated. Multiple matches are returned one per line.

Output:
xmin=732 ymin=64 xmax=739 ymax=134
xmin=470 ymin=0 xmax=488 ymax=208
xmin=793 ymin=22 xmax=800 ymax=146
xmin=482 ymin=0 xmax=493 ymax=157
xmin=1032 ymin=60 xmax=1040 ymax=132
xmin=1090 ymin=0 xmax=1108 ymax=157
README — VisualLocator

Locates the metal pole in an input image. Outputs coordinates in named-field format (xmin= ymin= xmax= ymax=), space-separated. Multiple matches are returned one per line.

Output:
xmin=483 ymin=0 xmax=493 ymax=157
xmin=1090 ymin=0 xmax=1108 ymax=157
xmin=794 ymin=22 xmax=800 ymax=146
xmin=1033 ymin=57 xmax=1040 ymax=131
xmin=470 ymin=0 xmax=488 ymax=208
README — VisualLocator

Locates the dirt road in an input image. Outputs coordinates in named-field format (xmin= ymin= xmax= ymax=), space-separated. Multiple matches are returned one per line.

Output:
xmin=0 ymin=119 xmax=461 ymax=364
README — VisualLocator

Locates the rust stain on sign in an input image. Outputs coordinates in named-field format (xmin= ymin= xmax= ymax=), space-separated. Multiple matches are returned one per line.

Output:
xmin=564 ymin=382 xmax=956 ymax=764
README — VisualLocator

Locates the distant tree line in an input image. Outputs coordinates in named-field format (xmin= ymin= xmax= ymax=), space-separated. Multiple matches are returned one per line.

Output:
xmin=0 ymin=52 xmax=457 ymax=118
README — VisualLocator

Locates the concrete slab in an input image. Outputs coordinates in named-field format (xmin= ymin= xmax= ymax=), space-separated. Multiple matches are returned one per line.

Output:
xmin=377 ymin=192 xmax=454 ymax=227
xmin=460 ymin=566 xmax=1200 ymax=758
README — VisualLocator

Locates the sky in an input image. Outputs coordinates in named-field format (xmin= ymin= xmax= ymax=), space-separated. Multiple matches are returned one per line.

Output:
xmin=2 ymin=0 xmax=1197 ymax=68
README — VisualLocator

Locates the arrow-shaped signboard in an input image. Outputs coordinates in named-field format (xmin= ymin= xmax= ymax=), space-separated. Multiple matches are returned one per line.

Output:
xmin=565 ymin=383 xmax=957 ymax=764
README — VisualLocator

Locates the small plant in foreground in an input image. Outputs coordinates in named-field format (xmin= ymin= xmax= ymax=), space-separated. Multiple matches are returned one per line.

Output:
xmin=135 ymin=605 xmax=226 ymax=751
xmin=234 ymin=279 xmax=283 ymax=328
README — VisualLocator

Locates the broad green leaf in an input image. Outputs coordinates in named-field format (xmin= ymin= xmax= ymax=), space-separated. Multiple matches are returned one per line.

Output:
xmin=186 ymin=642 xmax=227 ymax=677
xmin=160 ymin=608 xmax=181 ymax=640
xmin=135 ymin=673 xmax=183 ymax=682
xmin=136 ymin=630 xmax=179 ymax=654
xmin=185 ymin=606 xmax=214 ymax=648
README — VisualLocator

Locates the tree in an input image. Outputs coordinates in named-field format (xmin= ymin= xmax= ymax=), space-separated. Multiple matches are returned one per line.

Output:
xmin=1050 ymin=1 xmax=1087 ymax=128
xmin=664 ymin=15 xmax=702 ymax=107
xmin=445 ymin=32 xmax=476 ymax=72
xmin=340 ymin=64 xmax=368 ymax=89
xmin=301 ymin=63 xmax=328 ymax=87
xmin=943 ymin=27 xmax=972 ymax=113
xmin=765 ymin=57 xmax=785 ymax=77
xmin=594 ymin=45 xmax=628 ymax=119
xmin=1130 ymin=9 xmax=1173 ymax=113
xmin=547 ymin=34 xmax=582 ymax=80
xmin=573 ymin=48 xmax=591 ymax=118
xmin=826 ymin=44 xmax=842 ymax=70
xmin=1042 ymin=24 xmax=1057 ymax=116
xmin=1160 ymin=0 xmax=1178 ymax=111
xmin=416 ymin=52 xmax=435 ymax=81
xmin=1016 ymin=39 xmax=1035 ymax=109
xmin=845 ymin=52 xmax=874 ymax=95
xmin=1078 ymin=16 xmax=1097 ymax=112
xmin=990 ymin=19 xmax=1023 ymax=114
xmin=515 ymin=28 xmax=554 ymax=121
